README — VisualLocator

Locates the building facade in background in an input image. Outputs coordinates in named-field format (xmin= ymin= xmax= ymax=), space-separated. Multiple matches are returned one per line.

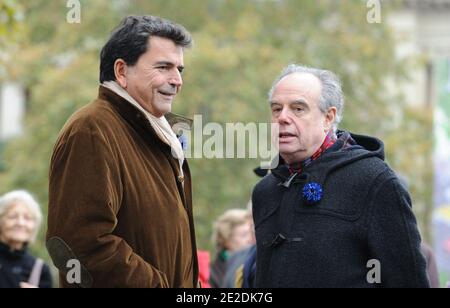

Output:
xmin=0 ymin=82 xmax=25 ymax=142
xmin=390 ymin=0 xmax=450 ymax=283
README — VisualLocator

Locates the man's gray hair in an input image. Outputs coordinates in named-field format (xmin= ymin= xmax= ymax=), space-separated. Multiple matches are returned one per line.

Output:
xmin=268 ymin=64 xmax=344 ymax=132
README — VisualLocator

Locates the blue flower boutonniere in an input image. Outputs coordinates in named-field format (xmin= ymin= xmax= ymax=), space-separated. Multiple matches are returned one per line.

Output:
xmin=302 ymin=182 xmax=323 ymax=204
xmin=178 ymin=134 xmax=188 ymax=151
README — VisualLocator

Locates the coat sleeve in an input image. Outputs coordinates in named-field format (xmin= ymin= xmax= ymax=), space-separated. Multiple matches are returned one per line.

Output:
xmin=367 ymin=177 xmax=430 ymax=288
xmin=47 ymin=128 xmax=169 ymax=288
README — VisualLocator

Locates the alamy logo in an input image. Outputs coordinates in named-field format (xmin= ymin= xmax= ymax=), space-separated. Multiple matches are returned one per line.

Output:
xmin=66 ymin=0 xmax=81 ymax=24
xmin=366 ymin=0 xmax=382 ymax=24
xmin=170 ymin=115 xmax=280 ymax=169
xmin=66 ymin=259 xmax=81 ymax=284
xmin=366 ymin=259 xmax=381 ymax=284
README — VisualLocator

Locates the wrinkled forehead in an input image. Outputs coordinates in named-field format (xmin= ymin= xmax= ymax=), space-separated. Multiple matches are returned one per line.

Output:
xmin=271 ymin=73 xmax=322 ymax=103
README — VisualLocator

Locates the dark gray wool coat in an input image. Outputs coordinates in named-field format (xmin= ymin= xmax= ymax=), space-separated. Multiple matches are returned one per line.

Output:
xmin=252 ymin=131 xmax=430 ymax=288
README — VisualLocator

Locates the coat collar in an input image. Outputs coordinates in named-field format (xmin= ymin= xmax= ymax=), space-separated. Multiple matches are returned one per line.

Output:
xmin=270 ymin=131 xmax=382 ymax=188
xmin=0 ymin=241 xmax=27 ymax=260
xmin=97 ymin=86 xmax=192 ymax=146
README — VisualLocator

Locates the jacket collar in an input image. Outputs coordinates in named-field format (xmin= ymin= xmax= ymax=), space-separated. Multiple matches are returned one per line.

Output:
xmin=0 ymin=241 xmax=27 ymax=260
xmin=270 ymin=131 xmax=384 ymax=187
xmin=98 ymin=86 xmax=192 ymax=146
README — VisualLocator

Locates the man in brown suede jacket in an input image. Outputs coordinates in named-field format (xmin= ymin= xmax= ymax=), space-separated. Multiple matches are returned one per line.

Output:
xmin=46 ymin=15 xmax=198 ymax=288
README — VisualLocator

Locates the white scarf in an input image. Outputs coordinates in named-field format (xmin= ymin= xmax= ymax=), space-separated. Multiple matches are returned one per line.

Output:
xmin=102 ymin=81 xmax=185 ymax=178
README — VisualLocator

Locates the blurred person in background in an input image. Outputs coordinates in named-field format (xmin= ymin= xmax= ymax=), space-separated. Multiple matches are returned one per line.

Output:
xmin=421 ymin=242 xmax=440 ymax=288
xmin=398 ymin=174 xmax=440 ymax=288
xmin=0 ymin=190 xmax=52 ymax=288
xmin=222 ymin=201 xmax=256 ymax=288
xmin=210 ymin=208 xmax=253 ymax=288
xmin=197 ymin=250 xmax=212 ymax=288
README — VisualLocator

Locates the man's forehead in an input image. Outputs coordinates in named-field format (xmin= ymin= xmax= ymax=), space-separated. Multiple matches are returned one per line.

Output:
xmin=277 ymin=73 xmax=321 ymax=91
xmin=272 ymin=73 xmax=321 ymax=100
xmin=146 ymin=37 xmax=184 ymax=62
xmin=148 ymin=36 xmax=183 ymax=50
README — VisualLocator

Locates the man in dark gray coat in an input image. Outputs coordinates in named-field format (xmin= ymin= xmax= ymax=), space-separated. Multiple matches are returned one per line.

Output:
xmin=252 ymin=64 xmax=430 ymax=288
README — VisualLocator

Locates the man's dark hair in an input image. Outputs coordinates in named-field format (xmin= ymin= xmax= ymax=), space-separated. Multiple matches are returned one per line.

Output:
xmin=99 ymin=15 xmax=192 ymax=83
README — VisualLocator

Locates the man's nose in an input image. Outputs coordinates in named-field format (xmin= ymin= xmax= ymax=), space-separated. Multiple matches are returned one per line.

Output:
xmin=277 ymin=107 xmax=292 ymax=124
xmin=169 ymin=69 xmax=183 ymax=88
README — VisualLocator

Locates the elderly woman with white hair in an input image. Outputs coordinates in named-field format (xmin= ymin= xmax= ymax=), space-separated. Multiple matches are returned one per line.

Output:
xmin=0 ymin=190 xmax=52 ymax=288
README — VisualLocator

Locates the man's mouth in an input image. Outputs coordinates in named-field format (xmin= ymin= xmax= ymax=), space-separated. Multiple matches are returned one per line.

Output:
xmin=279 ymin=132 xmax=296 ymax=138
xmin=158 ymin=90 xmax=176 ymax=99
xmin=279 ymin=132 xmax=296 ymax=142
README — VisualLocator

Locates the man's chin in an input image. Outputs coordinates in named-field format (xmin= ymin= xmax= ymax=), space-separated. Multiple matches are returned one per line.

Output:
xmin=278 ymin=144 xmax=296 ymax=155
xmin=154 ymin=102 xmax=172 ymax=116
xmin=279 ymin=148 xmax=308 ymax=163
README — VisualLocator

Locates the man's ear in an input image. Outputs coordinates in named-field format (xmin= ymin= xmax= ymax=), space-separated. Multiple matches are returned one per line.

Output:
xmin=114 ymin=59 xmax=128 ymax=88
xmin=324 ymin=107 xmax=337 ymax=132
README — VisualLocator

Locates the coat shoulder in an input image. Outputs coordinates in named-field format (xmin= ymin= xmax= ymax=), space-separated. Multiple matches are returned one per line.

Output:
xmin=62 ymin=99 xmax=120 ymax=135
xmin=338 ymin=155 xmax=394 ymax=189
